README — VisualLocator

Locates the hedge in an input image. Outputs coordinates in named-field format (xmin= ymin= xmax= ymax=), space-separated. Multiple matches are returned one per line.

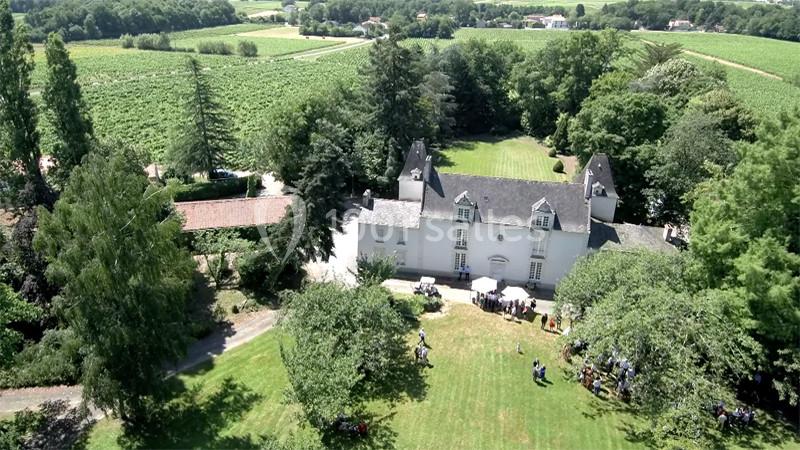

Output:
xmin=174 ymin=175 xmax=262 ymax=202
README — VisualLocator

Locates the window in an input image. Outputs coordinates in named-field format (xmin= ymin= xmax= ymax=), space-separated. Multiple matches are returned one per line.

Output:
xmin=529 ymin=261 xmax=543 ymax=281
xmin=453 ymin=251 xmax=467 ymax=271
xmin=455 ymin=228 xmax=468 ymax=249
xmin=534 ymin=214 xmax=550 ymax=229
xmin=531 ymin=238 xmax=546 ymax=257
xmin=456 ymin=207 xmax=471 ymax=222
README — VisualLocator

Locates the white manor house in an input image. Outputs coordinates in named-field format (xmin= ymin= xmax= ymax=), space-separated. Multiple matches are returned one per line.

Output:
xmin=357 ymin=142 xmax=673 ymax=289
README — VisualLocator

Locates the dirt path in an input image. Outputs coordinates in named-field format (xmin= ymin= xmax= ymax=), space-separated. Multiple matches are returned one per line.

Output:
xmin=0 ymin=308 xmax=279 ymax=414
xmin=639 ymin=38 xmax=783 ymax=81
xmin=292 ymin=39 xmax=373 ymax=60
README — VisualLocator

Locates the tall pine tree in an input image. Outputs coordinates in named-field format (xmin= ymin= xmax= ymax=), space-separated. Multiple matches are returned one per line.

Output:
xmin=0 ymin=0 xmax=51 ymax=207
xmin=167 ymin=57 xmax=234 ymax=178
xmin=42 ymin=32 xmax=94 ymax=186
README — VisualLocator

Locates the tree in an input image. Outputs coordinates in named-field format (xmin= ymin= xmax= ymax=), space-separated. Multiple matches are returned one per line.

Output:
xmin=42 ymin=32 xmax=94 ymax=186
xmin=355 ymin=253 xmax=396 ymax=286
xmin=689 ymin=110 xmax=800 ymax=406
xmin=166 ymin=57 xmax=235 ymax=179
xmin=293 ymin=120 xmax=350 ymax=260
xmin=441 ymin=39 xmax=523 ymax=134
xmin=194 ymin=230 xmax=253 ymax=288
xmin=363 ymin=37 xmax=426 ymax=179
xmin=633 ymin=58 xmax=723 ymax=109
xmin=35 ymin=147 xmax=195 ymax=426
xmin=0 ymin=283 xmax=40 ymax=368
xmin=685 ymin=89 xmax=757 ymax=142
xmin=635 ymin=42 xmax=683 ymax=75
xmin=556 ymin=250 xmax=761 ymax=448
xmin=281 ymin=283 xmax=408 ymax=428
xmin=237 ymin=40 xmax=257 ymax=57
xmin=0 ymin=0 xmax=51 ymax=207
xmin=513 ymin=30 xmax=627 ymax=136
xmin=645 ymin=110 xmax=738 ymax=225
xmin=576 ymin=3 xmax=585 ymax=17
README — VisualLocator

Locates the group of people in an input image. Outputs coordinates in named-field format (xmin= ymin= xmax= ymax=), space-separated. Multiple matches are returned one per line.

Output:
xmin=578 ymin=354 xmax=635 ymax=398
xmin=539 ymin=313 xmax=561 ymax=333
xmin=456 ymin=265 xmax=472 ymax=281
xmin=474 ymin=291 xmax=534 ymax=321
xmin=715 ymin=402 xmax=757 ymax=429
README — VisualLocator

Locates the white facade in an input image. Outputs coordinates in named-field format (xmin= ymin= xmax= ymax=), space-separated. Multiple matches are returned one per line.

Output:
xmin=543 ymin=15 xmax=569 ymax=29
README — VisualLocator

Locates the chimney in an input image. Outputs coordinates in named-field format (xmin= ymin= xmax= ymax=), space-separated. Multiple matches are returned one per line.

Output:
xmin=583 ymin=169 xmax=594 ymax=200
xmin=362 ymin=189 xmax=373 ymax=210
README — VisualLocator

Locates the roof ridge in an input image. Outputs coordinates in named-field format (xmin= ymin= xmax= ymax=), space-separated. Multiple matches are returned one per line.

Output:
xmin=175 ymin=195 xmax=291 ymax=205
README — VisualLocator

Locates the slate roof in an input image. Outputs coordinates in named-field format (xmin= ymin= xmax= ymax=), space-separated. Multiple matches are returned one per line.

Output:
xmin=422 ymin=172 xmax=590 ymax=233
xmin=175 ymin=196 xmax=292 ymax=231
xmin=588 ymin=220 xmax=677 ymax=252
xmin=359 ymin=199 xmax=422 ymax=229
xmin=575 ymin=153 xmax=618 ymax=198
xmin=398 ymin=140 xmax=427 ymax=180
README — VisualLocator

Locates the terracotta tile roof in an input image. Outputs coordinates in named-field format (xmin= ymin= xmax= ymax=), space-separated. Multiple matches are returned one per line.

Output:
xmin=175 ymin=196 xmax=292 ymax=231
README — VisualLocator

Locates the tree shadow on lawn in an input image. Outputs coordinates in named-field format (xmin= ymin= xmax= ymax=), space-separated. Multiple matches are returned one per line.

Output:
xmin=120 ymin=376 xmax=263 ymax=449
xmin=323 ymin=411 xmax=399 ymax=450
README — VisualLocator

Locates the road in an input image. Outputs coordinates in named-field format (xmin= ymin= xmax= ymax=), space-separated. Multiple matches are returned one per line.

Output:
xmin=0 ymin=308 xmax=278 ymax=414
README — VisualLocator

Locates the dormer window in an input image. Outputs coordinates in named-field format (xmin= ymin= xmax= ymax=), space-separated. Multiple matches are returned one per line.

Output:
xmin=454 ymin=190 xmax=474 ymax=223
xmin=531 ymin=197 xmax=555 ymax=230
xmin=410 ymin=168 xmax=422 ymax=181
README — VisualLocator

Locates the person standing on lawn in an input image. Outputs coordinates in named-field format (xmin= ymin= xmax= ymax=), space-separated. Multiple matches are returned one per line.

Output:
xmin=541 ymin=313 xmax=548 ymax=330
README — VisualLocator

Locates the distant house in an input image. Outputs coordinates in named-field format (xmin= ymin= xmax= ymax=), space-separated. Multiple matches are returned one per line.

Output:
xmin=499 ymin=22 xmax=513 ymax=29
xmin=523 ymin=14 xmax=545 ymax=28
xmin=668 ymin=19 xmax=693 ymax=31
xmin=361 ymin=16 xmax=388 ymax=30
xmin=352 ymin=25 xmax=367 ymax=35
xmin=175 ymin=196 xmax=292 ymax=231
xmin=542 ymin=14 xmax=569 ymax=30
xmin=144 ymin=163 xmax=162 ymax=183
xmin=416 ymin=12 xmax=428 ymax=21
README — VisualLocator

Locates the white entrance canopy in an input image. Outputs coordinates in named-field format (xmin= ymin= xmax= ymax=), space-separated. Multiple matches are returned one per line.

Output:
xmin=471 ymin=276 xmax=498 ymax=294
xmin=419 ymin=276 xmax=436 ymax=285
xmin=502 ymin=286 xmax=529 ymax=302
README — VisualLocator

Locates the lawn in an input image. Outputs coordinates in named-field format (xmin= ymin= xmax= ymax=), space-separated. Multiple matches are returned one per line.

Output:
xmin=437 ymin=136 xmax=573 ymax=182
xmin=638 ymin=31 xmax=800 ymax=80
xmin=229 ymin=0 xmax=309 ymax=15
xmin=83 ymin=303 xmax=799 ymax=449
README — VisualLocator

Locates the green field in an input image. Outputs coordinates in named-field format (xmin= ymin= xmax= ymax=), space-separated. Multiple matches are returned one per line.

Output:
xmin=437 ymin=136 xmax=572 ymax=182
xmin=639 ymin=31 xmax=800 ymax=80
xmin=478 ymin=0 xmax=763 ymax=9
xmin=229 ymin=0 xmax=309 ymax=15
xmin=26 ymin=23 xmax=357 ymax=161
xmin=172 ymin=35 xmax=341 ymax=57
xmin=84 ymin=303 xmax=799 ymax=449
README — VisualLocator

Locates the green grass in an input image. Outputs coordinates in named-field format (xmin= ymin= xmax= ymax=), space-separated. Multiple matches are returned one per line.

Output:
xmin=83 ymin=303 xmax=800 ymax=449
xmin=229 ymin=0 xmax=309 ymax=15
xmin=437 ymin=136 xmax=572 ymax=182
xmin=638 ymin=31 xmax=800 ymax=80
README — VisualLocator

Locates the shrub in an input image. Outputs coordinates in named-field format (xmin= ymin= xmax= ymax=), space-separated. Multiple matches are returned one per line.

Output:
xmin=246 ymin=174 xmax=259 ymax=197
xmin=553 ymin=160 xmax=564 ymax=173
xmin=423 ymin=296 xmax=444 ymax=313
xmin=136 ymin=32 xmax=171 ymax=51
xmin=173 ymin=177 xmax=262 ymax=202
xmin=356 ymin=253 xmax=396 ymax=286
xmin=238 ymin=40 xmax=258 ymax=57
xmin=120 ymin=33 xmax=134 ymax=48
xmin=547 ymin=148 xmax=557 ymax=158
xmin=197 ymin=40 xmax=234 ymax=55
xmin=0 ymin=329 xmax=81 ymax=389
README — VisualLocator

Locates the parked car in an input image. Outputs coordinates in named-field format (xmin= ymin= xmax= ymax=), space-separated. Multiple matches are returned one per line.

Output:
xmin=209 ymin=168 xmax=237 ymax=180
